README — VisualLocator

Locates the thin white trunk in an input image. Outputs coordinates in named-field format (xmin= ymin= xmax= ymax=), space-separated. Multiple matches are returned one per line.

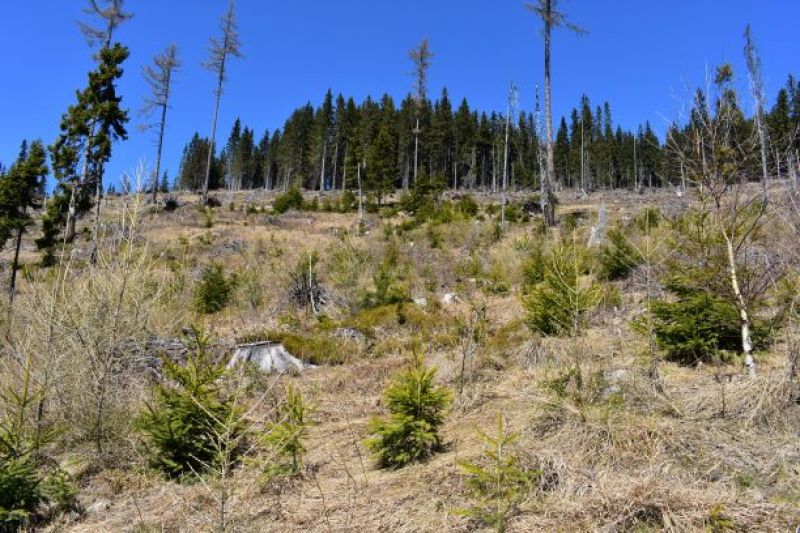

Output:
xmin=723 ymin=230 xmax=757 ymax=377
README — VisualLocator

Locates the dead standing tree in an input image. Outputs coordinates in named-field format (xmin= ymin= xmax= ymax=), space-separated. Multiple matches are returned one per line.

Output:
xmin=409 ymin=38 xmax=434 ymax=190
xmin=526 ymin=0 xmax=585 ymax=226
xmin=203 ymin=0 xmax=243 ymax=205
xmin=141 ymin=44 xmax=180 ymax=205
xmin=743 ymin=25 xmax=770 ymax=202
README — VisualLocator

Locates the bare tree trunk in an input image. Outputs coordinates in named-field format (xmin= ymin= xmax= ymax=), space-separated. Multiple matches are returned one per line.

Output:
xmin=501 ymin=99 xmax=511 ymax=228
xmin=542 ymin=1 xmax=556 ymax=226
xmin=319 ymin=142 xmax=327 ymax=193
xmin=413 ymin=119 xmax=420 ymax=188
xmin=9 ymin=227 xmax=23 ymax=306
xmin=722 ymin=229 xmax=757 ymax=377
xmin=204 ymin=69 xmax=225 ymax=205
xmin=90 ymin=168 xmax=104 ymax=264
xmin=342 ymin=145 xmax=348 ymax=192
xmin=152 ymin=69 xmax=171 ymax=205
xmin=332 ymin=141 xmax=339 ymax=192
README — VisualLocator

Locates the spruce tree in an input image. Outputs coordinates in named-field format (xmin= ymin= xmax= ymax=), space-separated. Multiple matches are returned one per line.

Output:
xmin=365 ymin=350 xmax=451 ymax=469
xmin=0 ymin=141 xmax=48 ymax=303
xmin=38 ymin=33 xmax=129 ymax=264
xmin=135 ymin=327 xmax=244 ymax=479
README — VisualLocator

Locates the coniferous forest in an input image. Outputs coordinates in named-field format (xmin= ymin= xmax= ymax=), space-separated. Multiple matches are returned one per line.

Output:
xmin=178 ymin=81 xmax=800 ymax=195
xmin=1 ymin=1 xmax=799 ymax=532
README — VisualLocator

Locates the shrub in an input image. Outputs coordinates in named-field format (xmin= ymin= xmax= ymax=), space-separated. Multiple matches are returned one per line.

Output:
xmin=456 ymin=195 xmax=480 ymax=218
xmin=457 ymin=415 xmax=539 ymax=532
xmin=259 ymin=330 xmax=351 ymax=365
xmin=365 ymin=351 xmax=452 ymax=468
xmin=201 ymin=206 xmax=214 ymax=228
xmin=366 ymin=243 xmax=410 ymax=307
xmin=599 ymin=227 xmax=643 ymax=281
xmin=647 ymin=289 xmax=770 ymax=366
xmin=371 ymin=261 xmax=411 ymax=306
xmin=339 ymin=190 xmax=357 ymax=213
xmin=194 ymin=263 xmax=236 ymax=314
xmin=287 ymin=252 xmax=329 ymax=311
xmin=273 ymin=187 xmax=304 ymax=214
xmin=0 ymin=363 xmax=76 ymax=530
xmin=163 ymin=196 xmax=179 ymax=212
xmin=262 ymin=385 xmax=313 ymax=479
xmin=0 ymin=459 xmax=42 ymax=529
xmin=135 ymin=327 xmax=245 ymax=479
xmin=630 ymin=206 xmax=662 ymax=232
xmin=205 ymin=195 xmax=222 ymax=208
xmin=522 ymin=241 xmax=547 ymax=287
xmin=523 ymin=239 xmax=600 ymax=336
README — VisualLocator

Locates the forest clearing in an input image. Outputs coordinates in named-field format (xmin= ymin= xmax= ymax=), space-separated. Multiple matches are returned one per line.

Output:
xmin=1 ymin=0 xmax=799 ymax=531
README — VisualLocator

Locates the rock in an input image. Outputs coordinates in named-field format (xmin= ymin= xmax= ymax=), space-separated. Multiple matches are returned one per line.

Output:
xmin=334 ymin=327 xmax=367 ymax=343
xmin=601 ymin=368 xmax=629 ymax=398
xmin=228 ymin=342 xmax=314 ymax=373
xmin=223 ymin=239 xmax=247 ymax=252
xmin=413 ymin=297 xmax=428 ymax=307
xmin=441 ymin=292 xmax=458 ymax=305
xmin=86 ymin=499 xmax=111 ymax=515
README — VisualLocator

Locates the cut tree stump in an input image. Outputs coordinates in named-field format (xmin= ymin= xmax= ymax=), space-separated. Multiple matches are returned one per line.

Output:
xmin=228 ymin=341 xmax=314 ymax=373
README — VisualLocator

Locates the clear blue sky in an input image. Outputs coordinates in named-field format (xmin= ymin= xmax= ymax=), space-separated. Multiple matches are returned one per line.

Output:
xmin=1 ymin=1 xmax=798 ymax=189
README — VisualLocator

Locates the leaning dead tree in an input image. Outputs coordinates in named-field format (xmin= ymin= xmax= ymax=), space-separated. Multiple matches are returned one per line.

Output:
xmin=203 ymin=0 xmax=243 ymax=205
xmin=408 ymin=38 xmax=434 ymax=190
xmin=526 ymin=0 xmax=585 ymax=226
xmin=141 ymin=44 xmax=180 ymax=204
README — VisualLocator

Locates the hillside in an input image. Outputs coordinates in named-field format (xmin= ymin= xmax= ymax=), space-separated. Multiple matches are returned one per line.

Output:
xmin=0 ymin=185 xmax=796 ymax=532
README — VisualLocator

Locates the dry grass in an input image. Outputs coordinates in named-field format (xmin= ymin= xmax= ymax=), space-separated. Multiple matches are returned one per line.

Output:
xmin=1 ymin=188 xmax=795 ymax=532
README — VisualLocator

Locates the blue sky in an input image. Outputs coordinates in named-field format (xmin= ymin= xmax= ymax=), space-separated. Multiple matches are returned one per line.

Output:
xmin=1 ymin=1 xmax=798 ymax=188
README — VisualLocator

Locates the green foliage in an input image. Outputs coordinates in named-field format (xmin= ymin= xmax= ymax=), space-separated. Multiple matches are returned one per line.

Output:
xmin=41 ymin=43 xmax=130 ymax=258
xmin=456 ymin=415 xmax=539 ymax=532
xmin=365 ymin=242 xmax=410 ymax=307
xmin=0 ymin=358 xmax=75 ymax=530
xmin=135 ymin=327 xmax=245 ymax=479
xmin=194 ymin=263 xmax=236 ymax=314
xmin=399 ymin=175 xmax=449 ymax=224
xmin=0 ymin=141 xmax=47 ymax=249
xmin=201 ymin=206 xmax=215 ymax=228
xmin=339 ymin=190 xmax=357 ymax=213
xmin=455 ymin=195 xmax=480 ymax=218
xmin=644 ymin=209 xmax=774 ymax=365
xmin=523 ymin=238 xmax=600 ymax=336
xmin=365 ymin=351 xmax=452 ymax=468
xmin=249 ymin=330 xmax=352 ymax=365
xmin=705 ymin=504 xmax=736 ymax=532
xmin=599 ymin=227 xmax=643 ymax=281
xmin=262 ymin=386 xmax=313 ymax=478
xmin=647 ymin=288 xmax=770 ymax=366
xmin=630 ymin=206 xmax=662 ymax=232
xmin=522 ymin=240 xmax=547 ymax=287
xmin=0 ymin=458 xmax=41 ymax=529
xmin=273 ymin=186 xmax=305 ymax=214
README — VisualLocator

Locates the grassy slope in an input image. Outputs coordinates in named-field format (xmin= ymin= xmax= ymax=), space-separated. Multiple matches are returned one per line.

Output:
xmin=10 ymin=189 xmax=796 ymax=532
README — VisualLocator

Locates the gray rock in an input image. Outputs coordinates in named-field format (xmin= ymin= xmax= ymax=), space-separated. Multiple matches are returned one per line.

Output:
xmin=86 ymin=499 xmax=111 ymax=515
